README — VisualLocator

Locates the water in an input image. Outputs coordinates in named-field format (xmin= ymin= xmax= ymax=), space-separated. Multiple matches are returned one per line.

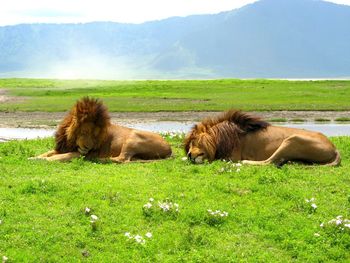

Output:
xmin=0 ymin=123 xmax=349 ymax=141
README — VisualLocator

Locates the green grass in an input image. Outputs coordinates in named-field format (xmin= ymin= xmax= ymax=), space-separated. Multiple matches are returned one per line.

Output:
xmin=315 ymin=118 xmax=331 ymax=122
xmin=1 ymin=136 xmax=350 ymax=262
xmin=335 ymin=117 xmax=350 ymax=122
xmin=1 ymin=78 xmax=350 ymax=112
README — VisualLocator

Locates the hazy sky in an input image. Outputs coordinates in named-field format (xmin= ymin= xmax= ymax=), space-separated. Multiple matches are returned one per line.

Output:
xmin=0 ymin=0 xmax=349 ymax=26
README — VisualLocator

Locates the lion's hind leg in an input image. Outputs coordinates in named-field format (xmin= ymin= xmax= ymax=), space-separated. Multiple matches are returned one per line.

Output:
xmin=242 ymin=134 xmax=338 ymax=166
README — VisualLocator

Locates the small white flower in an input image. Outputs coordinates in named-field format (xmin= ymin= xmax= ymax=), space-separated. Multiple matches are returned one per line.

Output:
xmin=143 ymin=202 xmax=152 ymax=209
xmin=134 ymin=235 xmax=145 ymax=244
xmin=236 ymin=168 xmax=241 ymax=172
xmin=149 ymin=198 xmax=154 ymax=202
xmin=336 ymin=219 xmax=342 ymax=225
xmin=320 ymin=222 xmax=324 ymax=227
xmin=311 ymin=203 xmax=317 ymax=209
xmin=85 ymin=207 xmax=91 ymax=214
xmin=2 ymin=256 xmax=8 ymax=262
xmin=181 ymin=157 xmax=188 ymax=161
xmin=236 ymin=163 xmax=242 ymax=167
xmin=344 ymin=224 xmax=350 ymax=229
xmin=145 ymin=232 xmax=152 ymax=238
xmin=124 ymin=232 xmax=132 ymax=238
xmin=314 ymin=233 xmax=320 ymax=237
xmin=91 ymin=215 xmax=98 ymax=221
xmin=305 ymin=197 xmax=315 ymax=203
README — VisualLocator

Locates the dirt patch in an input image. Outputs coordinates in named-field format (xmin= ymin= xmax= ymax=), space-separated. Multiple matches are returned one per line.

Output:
xmin=0 ymin=89 xmax=26 ymax=103
xmin=0 ymin=110 xmax=349 ymax=129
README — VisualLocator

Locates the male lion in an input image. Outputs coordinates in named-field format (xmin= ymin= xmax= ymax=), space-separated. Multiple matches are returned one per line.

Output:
xmin=31 ymin=97 xmax=172 ymax=162
xmin=184 ymin=110 xmax=340 ymax=166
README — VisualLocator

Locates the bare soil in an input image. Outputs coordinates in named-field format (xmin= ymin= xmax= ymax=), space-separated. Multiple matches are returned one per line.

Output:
xmin=0 ymin=111 xmax=349 ymax=128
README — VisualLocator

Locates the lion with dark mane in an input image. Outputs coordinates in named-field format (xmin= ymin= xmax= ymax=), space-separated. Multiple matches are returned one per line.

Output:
xmin=184 ymin=110 xmax=340 ymax=166
xmin=32 ymin=97 xmax=172 ymax=162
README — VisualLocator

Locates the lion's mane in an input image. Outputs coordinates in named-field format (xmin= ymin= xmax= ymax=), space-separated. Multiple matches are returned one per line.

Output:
xmin=54 ymin=97 xmax=110 ymax=153
xmin=184 ymin=110 xmax=270 ymax=159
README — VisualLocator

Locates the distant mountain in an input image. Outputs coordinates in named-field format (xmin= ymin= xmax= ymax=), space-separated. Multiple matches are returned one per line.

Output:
xmin=0 ymin=0 xmax=349 ymax=79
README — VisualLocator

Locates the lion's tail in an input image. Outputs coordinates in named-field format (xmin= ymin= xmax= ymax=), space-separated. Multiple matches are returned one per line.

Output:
xmin=325 ymin=150 xmax=341 ymax=166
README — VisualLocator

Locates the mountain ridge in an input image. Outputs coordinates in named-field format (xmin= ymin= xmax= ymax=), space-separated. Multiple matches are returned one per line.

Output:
xmin=0 ymin=0 xmax=349 ymax=79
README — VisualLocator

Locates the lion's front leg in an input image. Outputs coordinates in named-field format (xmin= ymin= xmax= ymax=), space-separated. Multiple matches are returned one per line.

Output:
xmin=45 ymin=152 xmax=81 ymax=162
xmin=28 ymin=150 xmax=58 ymax=160
xmin=29 ymin=151 xmax=81 ymax=162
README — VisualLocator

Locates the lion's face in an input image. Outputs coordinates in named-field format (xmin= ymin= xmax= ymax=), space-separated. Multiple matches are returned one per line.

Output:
xmin=75 ymin=121 xmax=101 ymax=154
xmin=185 ymin=132 xmax=215 ymax=164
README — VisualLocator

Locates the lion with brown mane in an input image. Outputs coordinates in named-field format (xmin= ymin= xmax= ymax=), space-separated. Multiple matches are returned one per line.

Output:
xmin=31 ymin=97 xmax=172 ymax=162
xmin=184 ymin=110 xmax=341 ymax=166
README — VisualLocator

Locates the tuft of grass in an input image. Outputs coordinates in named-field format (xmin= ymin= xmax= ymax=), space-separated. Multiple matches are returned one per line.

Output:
xmin=0 ymin=136 xmax=350 ymax=261
xmin=269 ymin=118 xmax=288 ymax=123
xmin=335 ymin=117 xmax=350 ymax=122
xmin=290 ymin=118 xmax=305 ymax=123
xmin=314 ymin=118 xmax=331 ymax=122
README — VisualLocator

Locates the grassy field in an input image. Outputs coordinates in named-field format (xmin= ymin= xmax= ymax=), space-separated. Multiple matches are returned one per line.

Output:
xmin=1 ymin=78 xmax=350 ymax=112
xmin=0 ymin=135 xmax=350 ymax=262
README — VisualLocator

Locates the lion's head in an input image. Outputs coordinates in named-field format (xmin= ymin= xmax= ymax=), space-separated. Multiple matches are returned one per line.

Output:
xmin=184 ymin=110 xmax=269 ymax=163
xmin=55 ymin=97 xmax=110 ymax=155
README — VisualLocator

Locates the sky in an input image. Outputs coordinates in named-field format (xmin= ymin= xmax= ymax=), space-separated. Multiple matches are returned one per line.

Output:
xmin=0 ymin=0 xmax=349 ymax=26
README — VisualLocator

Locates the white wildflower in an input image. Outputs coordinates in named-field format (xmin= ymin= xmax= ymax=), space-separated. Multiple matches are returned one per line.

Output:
xmin=90 ymin=215 xmax=98 ymax=221
xmin=85 ymin=207 xmax=91 ymax=214
xmin=143 ymin=202 xmax=153 ymax=209
xmin=181 ymin=157 xmax=188 ymax=161
xmin=2 ymin=256 xmax=8 ymax=262
xmin=305 ymin=197 xmax=315 ymax=203
xmin=236 ymin=168 xmax=241 ymax=172
xmin=145 ymin=232 xmax=152 ymax=238
xmin=236 ymin=163 xmax=242 ymax=167
xmin=344 ymin=224 xmax=350 ymax=229
xmin=320 ymin=222 xmax=324 ymax=227
xmin=149 ymin=198 xmax=154 ymax=202
xmin=314 ymin=233 xmax=320 ymax=237
xmin=134 ymin=235 xmax=145 ymax=245
xmin=336 ymin=219 xmax=342 ymax=226
xmin=311 ymin=203 xmax=317 ymax=209
xmin=125 ymin=232 xmax=132 ymax=238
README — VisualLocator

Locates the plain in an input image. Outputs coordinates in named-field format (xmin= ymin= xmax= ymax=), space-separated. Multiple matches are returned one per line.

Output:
xmin=0 ymin=135 xmax=349 ymax=262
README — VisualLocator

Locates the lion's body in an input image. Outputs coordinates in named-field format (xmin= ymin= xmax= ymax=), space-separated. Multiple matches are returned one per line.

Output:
xmin=185 ymin=110 xmax=340 ymax=166
xmin=33 ymin=97 xmax=172 ymax=162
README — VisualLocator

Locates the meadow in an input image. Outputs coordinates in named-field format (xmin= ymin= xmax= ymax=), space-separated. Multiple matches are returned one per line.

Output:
xmin=1 ymin=78 xmax=350 ymax=112
xmin=0 ymin=135 xmax=350 ymax=262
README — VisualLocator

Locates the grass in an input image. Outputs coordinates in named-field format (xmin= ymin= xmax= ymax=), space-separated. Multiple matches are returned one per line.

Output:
xmin=335 ymin=117 xmax=350 ymax=122
xmin=1 ymin=135 xmax=350 ymax=262
xmin=1 ymin=78 xmax=350 ymax=112
xmin=315 ymin=118 xmax=331 ymax=122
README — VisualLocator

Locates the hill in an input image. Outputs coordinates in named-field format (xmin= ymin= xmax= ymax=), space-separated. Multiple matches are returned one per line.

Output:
xmin=0 ymin=0 xmax=349 ymax=79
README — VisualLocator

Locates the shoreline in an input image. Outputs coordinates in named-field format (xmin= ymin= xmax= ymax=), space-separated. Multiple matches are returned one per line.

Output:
xmin=0 ymin=110 xmax=349 ymax=129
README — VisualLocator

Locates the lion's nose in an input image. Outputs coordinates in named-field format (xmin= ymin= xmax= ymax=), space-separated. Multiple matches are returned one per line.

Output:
xmin=187 ymin=152 xmax=196 ymax=163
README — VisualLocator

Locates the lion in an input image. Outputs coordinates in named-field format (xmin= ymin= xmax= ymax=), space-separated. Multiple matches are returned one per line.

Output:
xmin=184 ymin=110 xmax=341 ymax=166
xmin=31 ymin=97 xmax=172 ymax=162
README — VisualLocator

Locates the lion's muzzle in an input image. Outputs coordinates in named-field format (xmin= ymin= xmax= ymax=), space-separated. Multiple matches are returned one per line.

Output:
xmin=188 ymin=152 xmax=205 ymax=164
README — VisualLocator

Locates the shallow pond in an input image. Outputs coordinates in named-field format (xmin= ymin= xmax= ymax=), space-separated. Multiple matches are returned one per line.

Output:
xmin=0 ymin=122 xmax=349 ymax=141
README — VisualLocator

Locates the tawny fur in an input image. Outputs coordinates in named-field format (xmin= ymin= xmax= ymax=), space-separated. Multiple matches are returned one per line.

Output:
xmin=31 ymin=97 xmax=172 ymax=162
xmin=184 ymin=110 xmax=340 ymax=166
